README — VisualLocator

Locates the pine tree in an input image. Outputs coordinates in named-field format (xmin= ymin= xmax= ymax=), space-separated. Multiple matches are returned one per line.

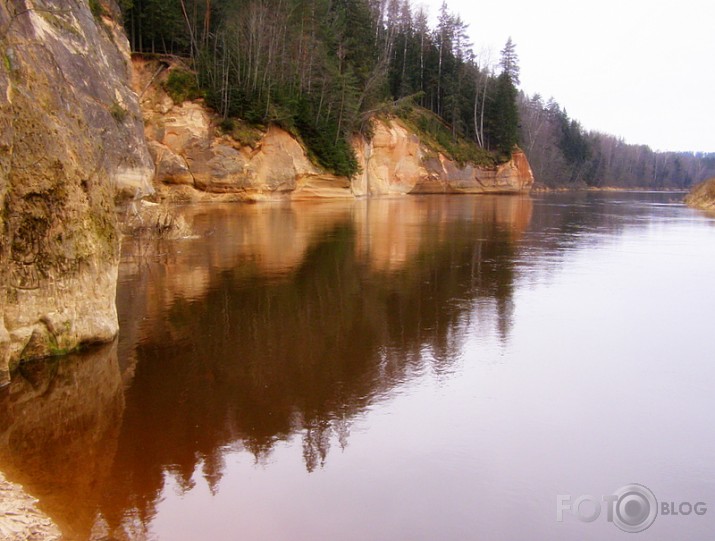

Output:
xmin=499 ymin=37 xmax=520 ymax=86
xmin=487 ymin=72 xmax=519 ymax=156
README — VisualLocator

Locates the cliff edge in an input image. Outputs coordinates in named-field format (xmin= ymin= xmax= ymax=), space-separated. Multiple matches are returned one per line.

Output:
xmin=353 ymin=118 xmax=533 ymax=195
xmin=133 ymin=57 xmax=533 ymax=201
xmin=0 ymin=0 xmax=153 ymax=382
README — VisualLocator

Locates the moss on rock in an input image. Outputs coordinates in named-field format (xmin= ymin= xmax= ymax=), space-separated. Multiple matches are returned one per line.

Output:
xmin=0 ymin=0 xmax=152 ymax=375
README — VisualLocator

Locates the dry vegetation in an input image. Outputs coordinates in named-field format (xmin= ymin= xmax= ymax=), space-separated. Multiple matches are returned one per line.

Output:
xmin=685 ymin=177 xmax=715 ymax=210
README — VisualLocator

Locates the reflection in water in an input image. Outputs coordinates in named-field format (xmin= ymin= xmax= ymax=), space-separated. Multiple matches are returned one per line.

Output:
xmin=2 ymin=195 xmax=531 ymax=539
xmin=115 ymin=197 xmax=529 ymax=488
xmin=2 ymin=192 xmax=710 ymax=540
xmin=0 ymin=343 xmax=124 ymax=540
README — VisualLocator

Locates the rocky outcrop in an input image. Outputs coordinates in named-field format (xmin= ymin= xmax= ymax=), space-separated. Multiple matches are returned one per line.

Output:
xmin=134 ymin=57 xmax=350 ymax=201
xmin=0 ymin=0 xmax=154 ymax=382
xmin=353 ymin=119 xmax=533 ymax=195
xmin=0 ymin=472 xmax=61 ymax=541
xmin=0 ymin=5 xmax=533 ymax=382
xmin=133 ymin=58 xmax=533 ymax=201
xmin=685 ymin=177 xmax=715 ymax=210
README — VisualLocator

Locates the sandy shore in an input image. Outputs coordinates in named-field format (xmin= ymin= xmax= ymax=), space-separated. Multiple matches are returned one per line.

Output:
xmin=0 ymin=473 xmax=61 ymax=541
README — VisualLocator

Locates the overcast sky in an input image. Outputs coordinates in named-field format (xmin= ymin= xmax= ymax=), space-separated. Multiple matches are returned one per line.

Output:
xmin=419 ymin=0 xmax=714 ymax=153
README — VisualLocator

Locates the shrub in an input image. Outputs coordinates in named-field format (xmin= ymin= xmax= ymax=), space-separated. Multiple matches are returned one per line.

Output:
xmin=395 ymin=106 xmax=495 ymax=167
xmin=164 ymin=70 xmax=202 ymax=104
xmin=121 ymin=201 xmax=191 ymax=239
xmin=685 ymin=177 xmax=715 ymax=210
xmin=218 ymin=118 xmax=235 ymax=133
xmin=89 ymin=0 xmax=104 ymax=19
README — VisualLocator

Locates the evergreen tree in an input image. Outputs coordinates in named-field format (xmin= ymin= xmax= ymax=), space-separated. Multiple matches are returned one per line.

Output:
xmin=487 ymin=72 xmax=519 ymax=156
xmin=499 ymin=37 xmax=520 ymax=86
xmin=121 ymin=0 xmax=535 ymax=175
xmin=479 ymin=37 xmax=521 ymax=155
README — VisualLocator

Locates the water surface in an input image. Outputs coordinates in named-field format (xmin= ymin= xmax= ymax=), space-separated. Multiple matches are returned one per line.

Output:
xmin=1 ymin=193 xmax=714 ymax=540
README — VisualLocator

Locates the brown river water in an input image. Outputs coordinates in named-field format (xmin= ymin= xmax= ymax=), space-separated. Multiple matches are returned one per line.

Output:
xmin=1 ymin=192 xmax=714 ymax=540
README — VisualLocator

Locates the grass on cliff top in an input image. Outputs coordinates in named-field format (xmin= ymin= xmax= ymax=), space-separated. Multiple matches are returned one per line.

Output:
xmin=390 ymin=104 xmax=496 ymax=168
xmin=217 ymin=118 xmax=264 ymax=149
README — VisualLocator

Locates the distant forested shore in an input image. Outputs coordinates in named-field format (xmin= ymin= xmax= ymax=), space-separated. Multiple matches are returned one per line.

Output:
xmin=118 ymin=0 xmax=715 ymax=188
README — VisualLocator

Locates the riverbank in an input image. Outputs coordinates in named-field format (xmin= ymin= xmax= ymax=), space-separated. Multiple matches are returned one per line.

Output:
xmin=685 ymin=178 xmax=715 ymax=210
xmin=531 ymin=183 xmax=688 ymax=193
xmin=0 ymin=473 xmax=60 ymax=541
xmin=133 ymin=56 xmax=534 ymax=200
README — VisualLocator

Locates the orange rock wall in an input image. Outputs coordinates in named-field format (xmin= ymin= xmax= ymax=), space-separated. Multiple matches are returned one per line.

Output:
xmin=133 ymin=58 xmax=533 ymax=201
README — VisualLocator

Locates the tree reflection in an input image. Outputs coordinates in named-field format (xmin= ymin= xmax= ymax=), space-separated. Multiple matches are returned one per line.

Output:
xmin=302 ymin=418 xmax=333 ymax=473
xmin=1 ymin=194 xmax=536 ymax=539
xmin=110 ymin=196 xmax=529 ymax=484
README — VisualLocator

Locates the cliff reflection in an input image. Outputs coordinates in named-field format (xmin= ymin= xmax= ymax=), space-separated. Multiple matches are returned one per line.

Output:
xmin=114 ymin=196 xmax=531 ymax=485
xmin=0 ymin=343 xmax=124 ymax=540
xmin=1 ymin=195 xmax=533 ymax=539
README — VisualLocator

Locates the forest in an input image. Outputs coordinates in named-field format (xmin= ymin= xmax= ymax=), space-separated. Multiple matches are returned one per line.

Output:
xmin=118 ymin=0 xmax=715 ymax=188
xmin=518 ymin=94 xmax=715 ymax=188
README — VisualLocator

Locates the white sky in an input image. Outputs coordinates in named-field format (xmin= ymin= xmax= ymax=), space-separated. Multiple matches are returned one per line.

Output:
xmin=418 ymin=0 xmax=715 ymax=153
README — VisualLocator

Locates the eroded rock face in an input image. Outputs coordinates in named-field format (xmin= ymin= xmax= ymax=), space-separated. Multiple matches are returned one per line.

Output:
xmin=353 ymin=119 xmax=534 ymax=195
xmin=135 ymin=57 xmax=348 ymax=200
xmin=135 ymin=58 xmax=533 ymax=201
xmin=0 ymin=0 xmax=154 ymax=380
xmin=352 ymin=120 xmax=423 ymax=195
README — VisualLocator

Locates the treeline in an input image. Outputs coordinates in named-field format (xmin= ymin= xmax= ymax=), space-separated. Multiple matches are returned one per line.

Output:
xmin=118 ymin=0 xmax=713 ymax=187
xmin=119 ymin=0 xmax=520 ymax=176
xmin=519 ymin=93 xmax=715 ymax=188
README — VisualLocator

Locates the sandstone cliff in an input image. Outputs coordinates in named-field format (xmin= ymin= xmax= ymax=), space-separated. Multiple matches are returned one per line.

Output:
xmin=0 ymin=23 xmax=533 ymax=382
xmin=133 ymin=58 xmax=533 ymax=201
xmin=133 ymin=57 xmax=351 ymax=201
xmin=0 ymin=0 xmax=153 ymax=382
xmin=352 ymin=120 xmax=534 ymax=195
xmin=685 ymin=177 xmax=715 ymax=210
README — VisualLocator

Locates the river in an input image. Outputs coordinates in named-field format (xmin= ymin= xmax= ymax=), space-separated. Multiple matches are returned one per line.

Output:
xmin=1 ymin=192 xmax=714 ymax=540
